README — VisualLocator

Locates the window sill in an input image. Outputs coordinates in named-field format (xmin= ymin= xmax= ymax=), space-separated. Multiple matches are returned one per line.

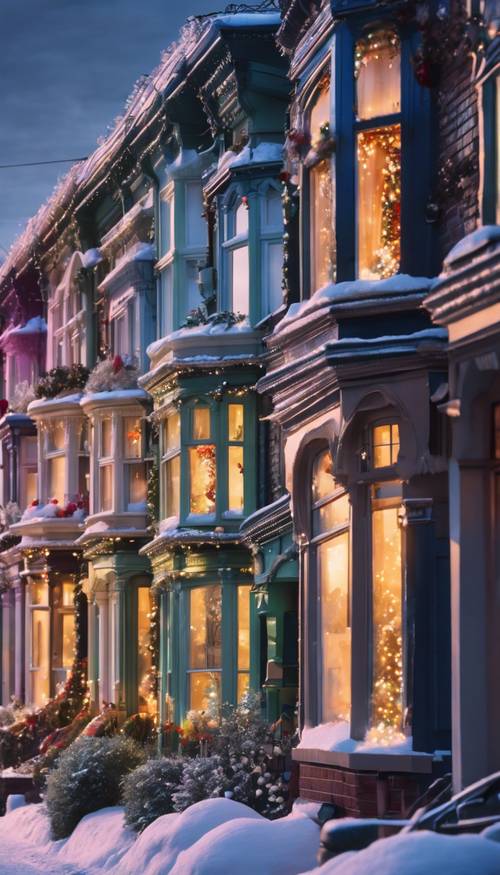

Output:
xmin=292 ymin=746 xmax=434 ymax=774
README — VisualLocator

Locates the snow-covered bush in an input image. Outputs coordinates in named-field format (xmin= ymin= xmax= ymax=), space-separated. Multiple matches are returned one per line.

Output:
xmin=46 ymin=736 xmax=145 ymax=839
xmin=11 ymin=380 xmax=35 ymax=413
xmin=172 ymin=755 xmax=227 ymax=812
xmin=35 ymin=364 xmax=89 ymax=399
xmin=122 ymin=756 xmax=184 ymax=832
xmin=85 ymin=356 xmax=138 ymax=393
xmin=214 ymin=691 xmax=267 ymax=764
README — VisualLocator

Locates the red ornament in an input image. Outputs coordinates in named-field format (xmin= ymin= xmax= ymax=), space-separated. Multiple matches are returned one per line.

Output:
xmin=414 ymin=59 xmax=437 ymax=88
xmin=279 ymin=170 xmax=291 ymax=183
xmin=65 ymin=502 xmax=77 ymax=516
xmin=112 ymin=354 xmax=124 ymax=374
xmin=31 ymin=499 xmax=39 ymax=507
xmin=50 ymin=498 xmax=59 ymax=504
xmin=0 ymin=399 xmax=8 ymax=417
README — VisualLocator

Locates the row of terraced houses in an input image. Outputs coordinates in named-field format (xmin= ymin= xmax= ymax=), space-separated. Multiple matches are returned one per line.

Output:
xmin=0 ymin=0 xmax=498 ymax=817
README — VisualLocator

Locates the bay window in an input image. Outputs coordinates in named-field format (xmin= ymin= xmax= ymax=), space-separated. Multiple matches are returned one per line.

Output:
xmin=161 ymin=410 xmax=181 ymax=519
xmin=312 ymin=449 xmax=351 ymax=722
xmin=355 ymin=28 xmax=401 ymax=279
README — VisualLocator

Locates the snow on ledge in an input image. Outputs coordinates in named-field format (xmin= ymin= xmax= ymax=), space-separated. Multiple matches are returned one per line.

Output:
xmin=274 ymin=274 xmax=433 ymax=335
xmin=443 ymin=224 xmax=500 ymax=269
xmin=298 ymin=721 xmax=430 ymax=756
xmin=0 ymin=316 xmax=47 ymax=341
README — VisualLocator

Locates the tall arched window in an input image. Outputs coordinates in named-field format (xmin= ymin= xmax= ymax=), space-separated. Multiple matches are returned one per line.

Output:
xmin=311 ymin=449 xmax=351 ymax=722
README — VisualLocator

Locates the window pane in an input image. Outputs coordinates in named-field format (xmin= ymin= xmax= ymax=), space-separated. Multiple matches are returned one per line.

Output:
xmin=125 ymin=463 xmax=147 ymax=511
xmin=24 ymin=470 xmax=38 ymax=508
xmin=101 ymin=418 xmax=112 ymax=458
xmin=137 ymin=587 xmax=154 ymax=714
xmin=53 ymin=612 xmax=75 ymax=670
xmin=62 ymin=581 xmax=74 ymax=607
xmin=310 ymin=81 xmax=330 ymax=146
xmin=189 ymin=585 xmax=222 ymax=669
xmin=312 ymin=450 xmax=336 ymax=503
xmin=319 ymin=531 xmax=351 ymax=722
xmin=238 ymin=586 xmax=251 ymax=672
xmin=228 ymin=446 xmax=244 ymax=513
xmin=372 ymin=505 xmax=403 ymax=731
xmin=231 ymin=247 xmax=250 ymax=316
xmin=357 ymin=125 xmax=401 ymax=280
xmin=494 ymin=404 xmax=500 ymax=459
xmin=497 ymin=76 xmax=500 ymax=224
xmin=373 ymin=423 xmax=400 ymax=468
xmin=123 ymin=417 xmax=142 ymax=458
xmin=165 ymin=455 xmax=180 ymax=517
xmin=164 ymin=411 xmax=181 ymax=452
xmin=237 ymin=673 xmax=250 ymax=702
xmin=100 ymin=464 xmax=113 ymax=511
xmin=228 ymin=404 xmax=244 ymax=441
xmin=356 ymin=29 xmax=400 ymax=120
xmin=185 ymin=182 xmax=205 ymax=246
xmin=314 ymin=493 xmax=350 ymax=536
xmin=31 ymin=582 xmax=48 ymax=606
xmin=193 ymin=407 xmax=211 ymax=440
xmin=266 ymin=242 xmax=284 ymax=314
xmin=189 ymin=446 xmax=216 ymax=515
xmin=48 ymin=421 xmax=65 ymax=452
xmin=235 ymin=202 xmax=249 ymax=236
xmin=31 ymin=609 xmax=49 ymax=705
xmin=310 ymin=159 xmax=334 ymax=290
xmin=79 ymin=456 xmax=90 ymax=504
xmin=186 ymin=260 xmax=200 ymax=312
xmin=190 ymin=671 xmax=221 ymax=711
xmin=265 ymin=189 xmax=282 ymax=228
xmin=48 ymin=456 xmax=65 ymax=503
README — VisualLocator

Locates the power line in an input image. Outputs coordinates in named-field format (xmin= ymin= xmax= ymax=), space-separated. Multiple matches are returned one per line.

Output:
xmin=0 ymin=157 xmax=87 ymax=170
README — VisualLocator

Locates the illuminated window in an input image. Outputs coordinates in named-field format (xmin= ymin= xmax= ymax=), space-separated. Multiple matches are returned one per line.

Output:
xmin=99 ymin=417 xmax=113 ymax=512
xmin=227 ymin=404 xmax=244 ymax=514
xmin=311 ymin=449 xmax=351 ymax=722
xmin=225 ymin=200 xmax=250 ymax=317
xmin=188 ymin=405 xmax=216 ymax=516
xmin=188 ymin=585 xmax=222 ymax=710
xmin=100 ymin=465 xmax=113 ymax=512
xmin=371 ymin=481 xmax=403 ymax=732
xmin=123 ymin=417 xmax=146 ymax=512
xmin=372 ymin=423 xmax=400 ymax=468
xmin=30 ymin=580 xmax=50 ymax=706
xmin=355 ymin=28 xmax=401 ymax=279
xmin=20 ymin=436 xmax=38 ymax=509
xmin=309 ymin=79 xmax=335 ymax=291
xmin=123 ymin=417 xmax=142 ymax=459
xmin=52 ymin=581 xmax=75 ymax=671
xmin=137 ymin=586 xmax=155 ymax=714
xmin=237 ymin=585 xmax=251 ymax=700
xmin=162 ymin=411 xmax=181 ymax=519
xmin=48 ymin=456 xmax=65 ymax=504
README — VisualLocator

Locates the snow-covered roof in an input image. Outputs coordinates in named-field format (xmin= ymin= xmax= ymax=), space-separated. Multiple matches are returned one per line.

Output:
xmin=443 ymin=224 xmax=500 ymax=269
xmin=0 ymin=316 xmax=47 ymax=346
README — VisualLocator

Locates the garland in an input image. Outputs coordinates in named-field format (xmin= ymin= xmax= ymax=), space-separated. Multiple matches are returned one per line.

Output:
xmin=36 ymin=364 xmax=89 ymax=400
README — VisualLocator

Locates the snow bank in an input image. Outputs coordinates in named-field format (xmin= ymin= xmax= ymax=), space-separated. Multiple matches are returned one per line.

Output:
xmin=116 ymin=798 xmax=262 ymax=875
xmin=58 ymin=806 xmax=134 ymax=871
xmin=304 ymin=831 xmax=500 ymax=875
xmin=0 ymin=803 xmax=53 ymax=847
xmin=170 ymin=809 xmax=319 ymax=875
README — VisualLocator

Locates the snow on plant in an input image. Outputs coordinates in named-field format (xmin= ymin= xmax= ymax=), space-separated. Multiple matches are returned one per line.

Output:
xmin=172 ymin=755 xmax=229 ymax=812
xmin=122 ymin=756 xmax=185 ymax=832
xmin=45 ymin=736 xmax=145 ymax=839
xmin=85 ymin=355 xmax=139 ymax=393
xmin=10 ymin=380 xmax=35 ymax=413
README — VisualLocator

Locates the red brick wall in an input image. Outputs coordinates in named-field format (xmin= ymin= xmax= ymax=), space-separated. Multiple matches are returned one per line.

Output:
xmin=298 ymin=762 xmax=429 ymax=818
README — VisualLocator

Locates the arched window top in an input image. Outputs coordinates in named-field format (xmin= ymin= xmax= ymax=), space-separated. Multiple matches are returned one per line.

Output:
xmin=312 ymin=449 xmax=337 ymax=504
xmin=235 ymin=200 xmax=249 ymax=237
xmin=355 ymin=27 xmax=400 ymax=121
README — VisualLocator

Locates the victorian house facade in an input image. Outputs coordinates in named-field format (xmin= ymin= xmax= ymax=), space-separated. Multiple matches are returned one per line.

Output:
xmin=0 ymin=0 xmax=497 ymax=822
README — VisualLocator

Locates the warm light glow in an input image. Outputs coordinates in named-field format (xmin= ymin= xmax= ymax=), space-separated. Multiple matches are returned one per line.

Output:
xmin=193 ymin=406 xmax=211 ymax=441
xmin=101 ymin=417 xmax=112 ymax=458
xmin=237 ymin=585 xmax=251 ymax=678
xmin=165 ymin=411 xmax=181 ymax=452
xmin=228 ymin=404 xmax=244 ymax=441
xmin=189 ymin=445 xmax=216 ymax=515
xmin=48 ymin=455 xmax=65 ymax=503
xmin=125 ymin=463 xmax=147 ymax=511
xmin=357 ymin=125 xmax=401 ymax=279
xmin=310 ymin=159 xmax=335 ymax=290
xmin=373 ymin=423 xmax=400 ymax=468
xmin=228 ymin=446 xmax=244 ymax=513
xmin=355 ymin=29 xmax=400 ymax=120
xmin=371 ymin=501 xmax=403 ymax=731
xmin=165 ymin=455 xmax=180 ymax=517
xmin=189 ymin=585 xmax=222 ymax=710
xmin=31 ymin=609 xmax=50 ymax=705
xmin=319 ymin=531 xmax=351 ymax=722
xmin=48 ymin=420 xmax=65 ymax=452
xmin=138 ymin=587 xmax=155 ymax=714
xmin=123 ymin=417 xmax=142 ymax=458
xmin=100 ymin=464 xmax=113 ymax=512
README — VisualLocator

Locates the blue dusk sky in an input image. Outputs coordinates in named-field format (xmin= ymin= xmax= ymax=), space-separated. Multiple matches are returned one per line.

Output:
xmin=0 ymin=0 xmax=238 ymax=256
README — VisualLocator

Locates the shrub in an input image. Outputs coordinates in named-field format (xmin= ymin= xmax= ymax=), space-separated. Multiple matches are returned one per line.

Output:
xmin=36 ymin=364 xmax=89 ymax=400
xmin=46 ymin=736 xmax=145 ymax=839
xmin=172 ymin=755 xmax=227 ymax=812
xmin=122 ymin=756 xmax=184 ymax=832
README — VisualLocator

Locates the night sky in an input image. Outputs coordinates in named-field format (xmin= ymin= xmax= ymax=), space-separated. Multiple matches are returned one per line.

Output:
xmin=0 ymin=0 xmax=233 ymax=256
